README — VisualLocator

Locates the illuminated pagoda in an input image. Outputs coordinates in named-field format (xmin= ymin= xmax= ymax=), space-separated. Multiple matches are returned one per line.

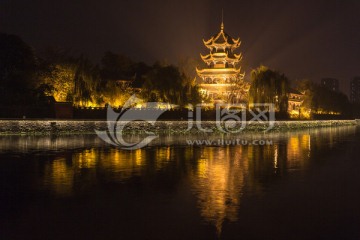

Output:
xmin=196 ymin=19 xmax=246 ymax=105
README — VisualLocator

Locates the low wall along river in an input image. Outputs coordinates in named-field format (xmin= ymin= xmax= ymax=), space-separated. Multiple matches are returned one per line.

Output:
xmin=0 ymin=120 xmax=357 ymax=135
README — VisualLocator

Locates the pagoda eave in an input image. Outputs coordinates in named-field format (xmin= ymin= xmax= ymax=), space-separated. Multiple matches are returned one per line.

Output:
xmin=197 ymin=68 xmax=241 ymax=74
xmin=197 ymin=74 xmax=241 ymax=79
xmin=204 ymin=43 xmax=239 ymax=50
xmin=199 ymin=83 xmax=235 ymax=88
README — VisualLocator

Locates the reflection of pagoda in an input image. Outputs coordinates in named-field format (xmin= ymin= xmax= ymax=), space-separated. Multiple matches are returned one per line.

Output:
xmin=190 ymin=147 xmax=247 ymax=236
xmin=196 ymin=20 xmax=246 ymax=104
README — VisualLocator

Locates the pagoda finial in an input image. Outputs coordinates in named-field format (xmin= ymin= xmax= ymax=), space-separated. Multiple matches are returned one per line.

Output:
xmin=221 ymin=9 xmax=224 ymax=31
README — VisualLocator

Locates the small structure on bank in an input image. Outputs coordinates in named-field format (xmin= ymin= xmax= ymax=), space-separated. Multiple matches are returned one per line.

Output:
xmin=287 ymin=88 xmax=304 ymax=118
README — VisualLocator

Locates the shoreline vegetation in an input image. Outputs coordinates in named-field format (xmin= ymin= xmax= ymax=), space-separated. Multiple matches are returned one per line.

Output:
xmin=1 ymin=33 xmax=360 ymax=122
xmin=0 ymin=120 xmax=357 ymax=136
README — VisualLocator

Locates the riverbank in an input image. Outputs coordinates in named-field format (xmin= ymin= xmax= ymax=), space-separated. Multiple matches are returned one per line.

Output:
xmin=0 ymin=119 xmax=357 ymax=135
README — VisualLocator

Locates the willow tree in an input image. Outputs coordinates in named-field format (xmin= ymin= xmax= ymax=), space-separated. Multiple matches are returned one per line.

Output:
xmin=73 ymin=56 xmax=101 ymax=107
xmin=249 ymin=66 xmax=289 ymax=113
xmin=142 ymin=64 xmax=202 ymax=107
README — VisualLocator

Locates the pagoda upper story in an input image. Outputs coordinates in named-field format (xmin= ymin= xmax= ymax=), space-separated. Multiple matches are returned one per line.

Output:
xmin=196 ymin=22 xmax=244 ymax=80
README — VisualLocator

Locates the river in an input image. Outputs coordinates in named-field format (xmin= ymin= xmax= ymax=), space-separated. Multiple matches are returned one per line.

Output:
xmin=1 ymin=126 xmax=359 ymax=239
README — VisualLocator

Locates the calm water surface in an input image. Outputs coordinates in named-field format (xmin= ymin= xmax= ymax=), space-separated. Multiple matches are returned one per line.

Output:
xmin=1 ymin=126 xmax=360 ymax=240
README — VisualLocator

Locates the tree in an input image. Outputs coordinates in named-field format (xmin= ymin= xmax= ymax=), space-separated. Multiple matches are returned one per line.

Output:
xmin=249 ymin=66 xmax=289 ymax=113
xmin=186 ymin=78 xmax=203 ymax=107
xmin=227 ymin=77 xmax=250 ymax=104
xmin=295 ymin=79 xmax=351 ymax=117
xmin=72 ymin=56 xmax=101 ymax=106
xmin=141 ymin=64 xmax=202 ymax=107
xmin=96 ymin=52 xmax=140 ymax=107
xmin=100 ymin=51 xmax=134 ymax=80
xmin=178 ymin=57 xmax=202 ymax=81
xmin=37 ymin=49 xmax=102 ymax=106
xmin=311 ymin=85 xmax=350 ymax=115
xmin=0 ymin=33 xmax=37 ymax=105
xmin=38 ymin=63 xmax=76 ymax=102
xmin=100 ymin=80 xmax=133 ymax=107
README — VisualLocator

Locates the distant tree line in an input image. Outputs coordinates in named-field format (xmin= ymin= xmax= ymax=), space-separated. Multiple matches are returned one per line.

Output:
xmin=0 ymin=33 xmax=358 ymax=118
xmin=249 ymin=66 xmax=354 ymax=118
xmin=0 ymin=33 xmax=201 ymax=109
xmin=295 ymin=79 xmax=352 ymax=117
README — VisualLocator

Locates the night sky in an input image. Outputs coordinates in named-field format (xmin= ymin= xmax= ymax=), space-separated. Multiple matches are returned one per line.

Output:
xmin=1 ymin=0 xmax=360 ymax=94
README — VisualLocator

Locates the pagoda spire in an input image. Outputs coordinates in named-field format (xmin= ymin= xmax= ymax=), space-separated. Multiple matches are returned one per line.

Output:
xmin=221 ymin=9 xmax=224 ymax=31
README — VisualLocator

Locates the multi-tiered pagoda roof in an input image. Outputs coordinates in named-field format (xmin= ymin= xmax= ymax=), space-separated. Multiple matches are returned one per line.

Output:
xmin=202 ymin=23 xmax=241 ymax=49
xmin=196 ymin=22 xmax=244 ymax=80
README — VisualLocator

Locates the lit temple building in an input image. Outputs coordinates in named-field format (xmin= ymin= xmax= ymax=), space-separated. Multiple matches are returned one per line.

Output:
xmin=196 ymin=21 xmax=247 ymax=105
xmin=287 ymin=88 xmax=304 ymax=117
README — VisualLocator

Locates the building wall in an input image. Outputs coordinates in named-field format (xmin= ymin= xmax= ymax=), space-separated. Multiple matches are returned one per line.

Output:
xmin=350 ymin=77 xmax=360 ymax=103
xmin=288 ymin=94 xmax=303 ymax=110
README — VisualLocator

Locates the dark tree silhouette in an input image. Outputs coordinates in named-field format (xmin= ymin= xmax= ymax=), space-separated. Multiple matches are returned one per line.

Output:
xmin=100 ymin=51 xmax=134 ymax=80
xmin=142 ymin=64 xmax=201 ymax=107
xmin=0 ymin=33 xmax=37 ymax=105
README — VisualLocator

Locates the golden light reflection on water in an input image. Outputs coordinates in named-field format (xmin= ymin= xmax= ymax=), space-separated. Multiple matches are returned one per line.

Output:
xmin=40 ymin=134 xmax=313 ymax=224
xmin=74 ymin=149 xmax=97 ymax=169
xmin=98 ymin=148 xmax=148 ymax=181
xmin=41 ymin=147 xmax=175 ymax=195
xmin=188 ymin=132 xmax=315 ymax=234
xmin=43 ymin=158 xmax=74 ymax=196
xmin=35 ymin=128 xmax=353 ymax=233
xmin=286 ymin=134 xmax=311 ymax=170
xmin=190 ymin=147 xmax=248 ymax=234
xmin=155 ymin=147 xmax=172 ymax=170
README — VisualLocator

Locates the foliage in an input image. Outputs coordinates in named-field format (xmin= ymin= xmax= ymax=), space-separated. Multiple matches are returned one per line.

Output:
xmin=99 ymin=80 xmax=134 ymax=107
xmin=38 ymin=63 xmax=76 ymax=102
xmin=0 ymin=33 xmax=37 ymax=105
xmin=295 ymin=79 xmax=312 ymax=110
xmin=141 ymin=64 xmax=202 ymax=107
xmin=98 ymin=52 xmax=148 ymax=107
xmin=226 ymin=77 xmax=250 ymax=104
xmin=178 ymin=57 xmax=202 ymax=81
xmin=100 ymin=51 xmax=134 ymax=80
xmin=296 ymin=79 xmax=351 ymax=115
xmin=249 ymin=66 xmax=289 ymax=113
xmin=73 ymin=56 xmax=101 ymax=107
